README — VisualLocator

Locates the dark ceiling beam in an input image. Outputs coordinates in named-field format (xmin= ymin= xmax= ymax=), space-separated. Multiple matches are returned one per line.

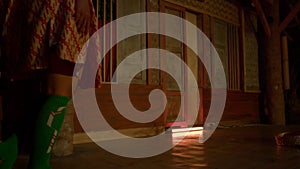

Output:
xmin=287 ymin=0 xmax=300 ymax=29
xmin=283 ymin=30 xmax=294 ymax=41
xmin=252 ymin=0 xmax=271 ymax=37
xmin=265 ymin=0 xmax=273 ymax=5
xmin=279 ymin=0 xmax=300 ymax=32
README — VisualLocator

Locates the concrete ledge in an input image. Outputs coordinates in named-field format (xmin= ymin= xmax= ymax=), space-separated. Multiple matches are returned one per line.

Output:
xmin=73 ymin=126 xmax=165 ymax=144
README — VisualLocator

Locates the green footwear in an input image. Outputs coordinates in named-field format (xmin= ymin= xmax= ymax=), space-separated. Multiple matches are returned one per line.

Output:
xmin=0 ymin=134 xmax=18 ymax=169
xmin=28 ymin=95 xmax=70 ymax=169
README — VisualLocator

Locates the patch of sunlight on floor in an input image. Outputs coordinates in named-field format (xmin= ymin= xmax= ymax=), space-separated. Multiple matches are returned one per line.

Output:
xmin=171 ymin=127 xmax=203 ymax=138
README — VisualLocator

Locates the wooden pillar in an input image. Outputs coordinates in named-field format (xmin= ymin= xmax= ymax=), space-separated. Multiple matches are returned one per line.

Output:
xmin=281 ymin=36 xmax=290 ymax=90
xmin=264 ymin=0 xmax=285 ymax=125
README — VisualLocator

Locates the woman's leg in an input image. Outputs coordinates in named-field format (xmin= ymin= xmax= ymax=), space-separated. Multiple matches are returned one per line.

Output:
xmin=0 ymin=80 xmax=19 ymax=169
xmin=0 ymin=134 xmax=18 ymax=169
xmin=28 ymin=73 xmax=73 ymax=169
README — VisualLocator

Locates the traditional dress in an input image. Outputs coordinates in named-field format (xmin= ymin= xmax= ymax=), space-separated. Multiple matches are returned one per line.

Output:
xmin=1 ymin=0 xmax=99 ymax=77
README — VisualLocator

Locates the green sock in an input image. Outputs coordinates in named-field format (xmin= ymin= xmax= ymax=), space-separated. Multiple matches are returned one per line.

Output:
xmin=0 ymin=134 xmax=18 ymax=169
xmin=28 ymin=95 xmax=70 ymax=169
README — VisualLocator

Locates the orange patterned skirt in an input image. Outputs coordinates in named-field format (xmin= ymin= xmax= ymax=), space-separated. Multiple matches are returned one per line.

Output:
xmin=1 ymin=0 xmax=99 ymax=78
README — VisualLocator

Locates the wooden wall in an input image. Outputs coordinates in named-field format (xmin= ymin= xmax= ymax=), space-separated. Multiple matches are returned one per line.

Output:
xmin=203 ymin=89 xmax=260 ymax=125
xmin=73 ymin=0 xmax=261 ymax=133
xmin=74 ymin=84 xmax=166 ymax=133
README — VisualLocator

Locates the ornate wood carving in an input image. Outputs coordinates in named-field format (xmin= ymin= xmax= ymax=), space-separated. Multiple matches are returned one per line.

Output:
xmin=244 ymin=11 xmax=260 ymax=92
xmin=165 ymin=0 xmax=239 ymax=25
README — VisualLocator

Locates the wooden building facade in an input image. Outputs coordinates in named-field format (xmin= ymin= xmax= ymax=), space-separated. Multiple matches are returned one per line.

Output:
xmin=73 ymin=0 xmax=261 ymax=135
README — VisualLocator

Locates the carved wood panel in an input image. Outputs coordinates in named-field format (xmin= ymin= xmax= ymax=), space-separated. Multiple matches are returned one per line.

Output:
xmin=165 ymin=0 xmax=239 ymax=25
xmin=244 ymin=11 xmax=260 ymax=92
xmin=117 ymin=0 xmax=147 ymax=84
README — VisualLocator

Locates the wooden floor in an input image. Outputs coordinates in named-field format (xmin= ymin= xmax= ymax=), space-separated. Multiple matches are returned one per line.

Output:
xmin=14 ymin=125 xmax=300 ymax=169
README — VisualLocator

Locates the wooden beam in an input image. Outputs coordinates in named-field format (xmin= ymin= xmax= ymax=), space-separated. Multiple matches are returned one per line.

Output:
xmin=263 ymin=0 xmax=286 ymax=125
xmin=281 ymin=36 xmax=290 ymax=90
xmin=252 ymin=0 xmax=271 ymax=37
xmin=265 ymin=0 xmax=273 ymax=5
xmin=279 ymin=0 xmax=300 ymax=32
xmin=283 ymin=30 xmax=294 ymax=41
xmin=287 ymin=0 xmax=300 ymax=28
